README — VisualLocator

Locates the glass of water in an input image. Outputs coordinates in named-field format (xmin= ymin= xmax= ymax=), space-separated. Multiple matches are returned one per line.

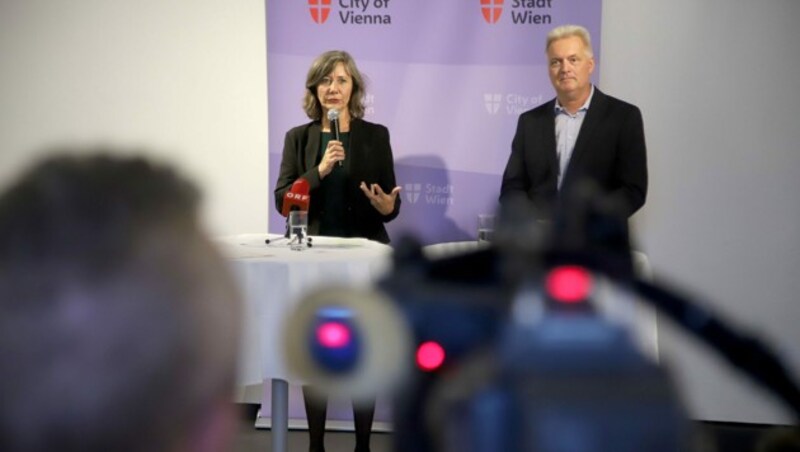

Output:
xmin=477 ymin=214 xmax=495 ymax=243
xmin=288 ymin=210 xmax=309 ymax=251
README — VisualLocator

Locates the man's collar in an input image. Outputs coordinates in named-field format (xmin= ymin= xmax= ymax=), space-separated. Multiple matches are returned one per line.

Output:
xmin=554 ymin=85 xmax=595 ymax=114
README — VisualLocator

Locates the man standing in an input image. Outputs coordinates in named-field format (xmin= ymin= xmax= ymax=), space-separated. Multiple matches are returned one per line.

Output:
xmin=500 ymin=24 xmax=647 ymax=220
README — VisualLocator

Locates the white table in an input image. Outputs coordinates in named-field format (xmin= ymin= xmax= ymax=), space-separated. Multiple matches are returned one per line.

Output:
xmin=216 ymin=234 xmax=393 ymax=452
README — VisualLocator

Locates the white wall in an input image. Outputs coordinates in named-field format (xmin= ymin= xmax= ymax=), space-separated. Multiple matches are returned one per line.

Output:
xmin=0 ymin=0 xmax=269 ymax=236
xmin=1 ymin=0 xmax=799 ymax=425
xmin=602 ymin=0 xmax=800 ymax=424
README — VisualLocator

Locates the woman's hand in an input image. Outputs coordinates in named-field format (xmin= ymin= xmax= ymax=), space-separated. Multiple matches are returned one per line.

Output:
xmin=359 ymin=182 xmax=401 ymax=216
xmin=318 ymin=140 xmax=346 ymax=179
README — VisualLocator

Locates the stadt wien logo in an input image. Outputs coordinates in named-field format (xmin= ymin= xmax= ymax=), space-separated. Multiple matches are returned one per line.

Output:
xmin=480 ymin=0 xmax=503 ymax=24
xmin=308 ymin=0 xmax=332 ymax=24
xmin=404 ymin=183 xmax=422 ymax=204
xmin=484 ymin=93 xmax=502 ymax=114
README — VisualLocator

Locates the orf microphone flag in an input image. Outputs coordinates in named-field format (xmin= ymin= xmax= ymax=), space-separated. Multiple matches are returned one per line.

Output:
xmin=281 ymin=178 xmax=310 ymax=217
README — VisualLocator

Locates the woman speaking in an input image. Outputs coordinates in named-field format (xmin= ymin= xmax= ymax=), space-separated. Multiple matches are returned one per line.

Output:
xmin=274 ymin=50 xmax=401 ymax=452
xmin=274 ymin=50 xmax=401 ymax=245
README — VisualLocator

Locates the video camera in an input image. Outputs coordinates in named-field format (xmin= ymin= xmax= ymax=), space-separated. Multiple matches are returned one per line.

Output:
xmin=283 ymin=181 xmax=800 ymax=452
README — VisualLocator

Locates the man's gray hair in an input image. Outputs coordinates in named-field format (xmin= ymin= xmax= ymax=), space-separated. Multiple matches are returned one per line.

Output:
xmin=546 ymin=24 xmax=594 ymax=58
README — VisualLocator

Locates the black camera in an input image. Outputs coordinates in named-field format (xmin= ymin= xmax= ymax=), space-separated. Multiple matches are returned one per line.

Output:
xmin=284 ymin=182 xmax=800 ymax=451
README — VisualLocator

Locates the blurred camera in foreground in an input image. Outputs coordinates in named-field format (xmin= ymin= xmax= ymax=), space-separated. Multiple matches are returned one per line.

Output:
xmin=284 ymin=182 xmax=800 ymax=452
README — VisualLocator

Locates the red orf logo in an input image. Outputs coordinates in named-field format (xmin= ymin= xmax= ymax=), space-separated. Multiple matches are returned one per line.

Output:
xmin=309 ymin=0 xmax=331 ymax=24
xmin=480 ymin=0 xmax=503 ymax=24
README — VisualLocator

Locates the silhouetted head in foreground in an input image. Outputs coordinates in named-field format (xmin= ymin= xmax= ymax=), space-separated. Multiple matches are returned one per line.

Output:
xmin=0 ymin=150 xmax=242 ymax=452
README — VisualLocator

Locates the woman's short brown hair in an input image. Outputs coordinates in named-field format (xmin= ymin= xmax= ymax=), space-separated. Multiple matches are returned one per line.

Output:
xmin=303 ymin=50 xmax=367 ymax=120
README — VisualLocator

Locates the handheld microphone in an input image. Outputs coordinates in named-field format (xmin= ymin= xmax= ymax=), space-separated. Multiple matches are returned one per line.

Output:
xmin=281 ymin=178 xmax=310 ymax=217
xmin=327 ymin=108 xmax=342 ymax=167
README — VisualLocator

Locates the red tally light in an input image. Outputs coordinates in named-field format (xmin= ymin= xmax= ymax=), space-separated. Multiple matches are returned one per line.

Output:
xmin=316 ymin=321 xmax=351 ymax=349
xmin=546 ymin=265 xmax=592 ymax=303
xmin=416 ymin=341 xmax=446 ymax=372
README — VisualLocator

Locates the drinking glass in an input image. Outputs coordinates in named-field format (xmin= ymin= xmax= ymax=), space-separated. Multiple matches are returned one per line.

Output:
xmin=477 ymin=214 xmax=495 ymax=243
xmin=289 ymin=211 xmax=309 ymax=251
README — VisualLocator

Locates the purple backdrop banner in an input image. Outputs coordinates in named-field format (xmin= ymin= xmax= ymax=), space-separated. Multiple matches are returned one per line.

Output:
xmin=267 ymin=0 xmax=602 ymax=244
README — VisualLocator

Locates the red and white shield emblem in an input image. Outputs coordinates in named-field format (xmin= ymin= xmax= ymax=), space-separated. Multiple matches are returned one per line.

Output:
xmin=480 ymin=0 xmax=503 ymax=24
xmin=309 ymin=0 xmax=331 ymax=24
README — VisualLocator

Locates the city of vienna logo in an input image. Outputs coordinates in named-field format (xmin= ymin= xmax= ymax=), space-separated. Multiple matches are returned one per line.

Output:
xmin=309 ymin=0 xmax=331 ymax=24
xmin=480 ymin=0 xmax=503 ymax=24
xmin=404 ymin=183 xmax=422 ymax=204
xmin=484 ymin=93 xmax=502 ymax=114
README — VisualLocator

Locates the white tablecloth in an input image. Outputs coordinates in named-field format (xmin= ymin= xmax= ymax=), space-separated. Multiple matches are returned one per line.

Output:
xmin=216 ymin=233 xmax=393 ymax=386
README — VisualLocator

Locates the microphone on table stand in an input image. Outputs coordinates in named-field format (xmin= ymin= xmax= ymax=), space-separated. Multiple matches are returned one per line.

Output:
xmin=266 ymin=178 xmax=313 ymax=246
